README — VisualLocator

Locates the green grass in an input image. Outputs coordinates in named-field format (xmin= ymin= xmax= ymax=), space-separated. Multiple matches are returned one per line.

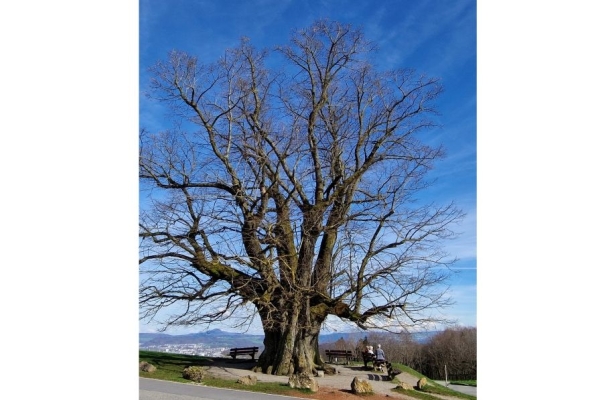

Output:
xmin=139 ymin=351 xmax=476 ymax=399
xmin=392 ymin=384 xmax=476 ymax=400
xmin=139 ymin=351 xmax=311 ymax=396
xmin=139 ymin=350 xmax=208 ymax=383
xmin=201 ymin=377 xmax=315 ymax=396
xmin=383 ymin=362 xmax=475 ymax=400
xmin=415 ymin=381 xmax=476 ymax=400
xmin=450 ymin=380 xmax=477 ymax=386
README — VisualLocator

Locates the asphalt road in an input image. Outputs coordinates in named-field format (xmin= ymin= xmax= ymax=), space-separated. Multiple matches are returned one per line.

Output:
xmin=140 ymin=378 xmax=307 ymax=400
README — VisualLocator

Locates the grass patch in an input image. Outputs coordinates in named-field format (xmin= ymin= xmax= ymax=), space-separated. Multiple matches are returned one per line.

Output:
xmin=383 ymin=362 xmax=475 ymax=400
xmin=391 ymin=387 xmax=450 ymax=400
xmin=391 ymin=378 xmax=476 ymax=400
xmin=419 ymin=382 xmax=476 ymax=400
xmin=393 ymin=363 xmax=427 ymax=377
xmin=201 ymin=377 xmax=313 ymax=396
xmin=451 ymin=380 xmax=477 ymax=386
xmin=139 ymin=351 xmax=311 ymax=397
xmin=139 ymin=350 xmax=211 ymax=383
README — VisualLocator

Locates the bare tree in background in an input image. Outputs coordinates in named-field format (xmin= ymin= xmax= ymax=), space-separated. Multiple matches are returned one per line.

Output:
xmin=421 ymin=327 xmax=477 ymax=380
xmin=139 ymin=19 xmax=465 ymax=376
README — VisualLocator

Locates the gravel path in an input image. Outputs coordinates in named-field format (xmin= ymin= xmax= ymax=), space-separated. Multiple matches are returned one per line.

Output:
xmin=204 ymin=360 xmax=439 ymax=399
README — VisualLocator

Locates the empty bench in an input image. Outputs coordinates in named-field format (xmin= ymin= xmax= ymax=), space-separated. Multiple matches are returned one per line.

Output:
xmin=229 ymin=346 xmax=259 ymax=360
xmin=325 ymin=349 xmax=354 ymax=364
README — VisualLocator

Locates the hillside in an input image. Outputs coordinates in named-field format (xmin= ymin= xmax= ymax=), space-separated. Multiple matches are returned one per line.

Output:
xmin=139 ymin=329 xmax=439 ymax=348
xmin=140 ymin=329 xmax=263 ymax=348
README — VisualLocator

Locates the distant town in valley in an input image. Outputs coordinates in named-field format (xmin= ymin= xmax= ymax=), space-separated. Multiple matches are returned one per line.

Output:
xmin=139 ymin=328 xmax=439 ymax=357
xmin=141 ymin=342 xmax=236 ymax=358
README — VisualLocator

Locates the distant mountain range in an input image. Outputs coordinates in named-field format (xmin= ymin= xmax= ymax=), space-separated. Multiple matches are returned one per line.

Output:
xmin=139 ymin=328 xmax=439 ymax=348
xmin=139 ymin=329 xmax=264 ymax=348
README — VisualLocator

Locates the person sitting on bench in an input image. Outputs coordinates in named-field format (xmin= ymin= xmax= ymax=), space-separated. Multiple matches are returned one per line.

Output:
xmin=362 ymin=345 xmax=375 ymax=368
xmin=374 ymin=344 xmax=386 ymax=371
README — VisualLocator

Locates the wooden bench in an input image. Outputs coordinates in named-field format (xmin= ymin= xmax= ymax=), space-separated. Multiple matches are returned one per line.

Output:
xmin=325 ymin=349 xmax=354 ymax=364
xmin=229 ymin=346 xmax=259 ymax=360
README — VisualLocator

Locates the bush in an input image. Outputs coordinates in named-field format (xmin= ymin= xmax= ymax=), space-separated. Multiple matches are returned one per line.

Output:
xmin=182 ymin=366 xmax=206 ymax=382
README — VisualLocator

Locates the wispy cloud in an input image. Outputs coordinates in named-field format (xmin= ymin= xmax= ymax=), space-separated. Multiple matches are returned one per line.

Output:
xmin=358 ymin=0 xmax=475 ymax=76
xmin=444 ymin=283 xmax=477 ymax=326
xmin=445 ymin=212 xmax=477 ymax=262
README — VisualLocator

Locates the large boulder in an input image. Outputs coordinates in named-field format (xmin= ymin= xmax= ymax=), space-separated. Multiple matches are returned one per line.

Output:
xmin=288 ymin=372 xmax=319 ymax=392
xmin=139 ymin=361 xmax=156 ymax=373
xmin=322 ymin=364 xmax=337 ymax=375
xmin=182 ymin=366 xmax=206 ymax=382
xmin=396 ymin=381 xmax=413 ymax=390
xmin=351 ymin=376 xmax=373 ymax=394
xmin=237 ymin=375 xmax=257 ymax=385
xmin=417 ymin=377 xmax=428 ymax=390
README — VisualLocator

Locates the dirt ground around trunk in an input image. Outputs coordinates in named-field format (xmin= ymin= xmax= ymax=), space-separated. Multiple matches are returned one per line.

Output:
xmin=203 ymin=358 xmax=459 ymax=400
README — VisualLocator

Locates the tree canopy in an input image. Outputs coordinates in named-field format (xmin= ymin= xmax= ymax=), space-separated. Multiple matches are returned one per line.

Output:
xmin=139 ymin=19 xmax=465 ymax=375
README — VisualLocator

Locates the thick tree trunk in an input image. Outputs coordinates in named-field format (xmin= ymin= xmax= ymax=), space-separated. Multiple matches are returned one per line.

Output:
xmin=256 ymin=300 xmax=325 ymax=376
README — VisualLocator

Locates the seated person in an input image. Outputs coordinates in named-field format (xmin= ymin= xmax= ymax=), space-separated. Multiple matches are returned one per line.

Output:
xmin=374 ymin=344 xmax=386 ymax=371
xmin=362 ymin=345 xmax=375 ymax=368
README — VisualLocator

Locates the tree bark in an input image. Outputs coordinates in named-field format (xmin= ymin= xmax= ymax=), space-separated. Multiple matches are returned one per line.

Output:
xmin=256 ymin=299 xmax=325 ymax=375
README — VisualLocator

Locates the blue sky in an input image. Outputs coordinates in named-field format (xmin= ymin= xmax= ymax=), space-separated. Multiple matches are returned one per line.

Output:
xmin=139 ymin=0 xmax=477 ymax=335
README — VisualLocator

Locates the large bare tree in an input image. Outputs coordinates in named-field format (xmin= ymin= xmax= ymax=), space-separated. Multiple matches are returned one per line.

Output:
xmin=139 ymin=20 xmax=465 ymax=376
